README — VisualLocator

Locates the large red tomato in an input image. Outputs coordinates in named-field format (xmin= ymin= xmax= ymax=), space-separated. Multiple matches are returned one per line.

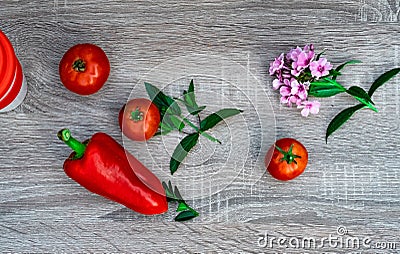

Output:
xmin=119 ymin=98 xmax=160 ymax=141
xmin=265 ymin=138 xmax=308 ymax=181
xmin=59 ymin=43 xmax=110 ymax=95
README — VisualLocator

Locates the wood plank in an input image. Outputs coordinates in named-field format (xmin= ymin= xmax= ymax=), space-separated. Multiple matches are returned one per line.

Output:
xmin=0 ymin=0 xmax=399 ymax=252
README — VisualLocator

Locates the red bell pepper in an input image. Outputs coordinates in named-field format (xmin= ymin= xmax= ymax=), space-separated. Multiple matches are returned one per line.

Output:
xmin=58 ymin=129 xmax=168 ymax=215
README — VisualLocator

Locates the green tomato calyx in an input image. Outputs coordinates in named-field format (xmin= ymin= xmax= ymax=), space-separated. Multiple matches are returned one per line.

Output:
xmin=130 ymin=107 xmax=144 ymax=122
xmin=72 ymin=59 xmax=86 ymax=72
xmin=275 ymin=144 xmax=301 ymax=164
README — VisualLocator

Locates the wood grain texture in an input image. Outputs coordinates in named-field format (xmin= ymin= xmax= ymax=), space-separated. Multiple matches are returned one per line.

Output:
xmin=358 ymin=0 xmax=400 ymax=22
xmin=1 ymin=0 xmax=400 ymax=252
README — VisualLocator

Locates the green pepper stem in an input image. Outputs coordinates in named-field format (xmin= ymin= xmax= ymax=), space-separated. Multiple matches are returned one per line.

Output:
xmin=57 ymin=129 xmax=86 ymax=159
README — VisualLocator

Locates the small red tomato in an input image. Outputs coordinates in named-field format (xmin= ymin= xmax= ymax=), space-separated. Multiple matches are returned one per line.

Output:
xmin=265 ymin=138 xmax=308 ymax=181
xmin=119 ymin=98 xmax=160 ymax=141
xmin=59 ymin=43 xmax=110 ymax=95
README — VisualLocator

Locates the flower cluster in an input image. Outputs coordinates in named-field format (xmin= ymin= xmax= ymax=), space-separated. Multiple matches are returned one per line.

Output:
xmin=269 ymin=44 xmax=333 ymax=117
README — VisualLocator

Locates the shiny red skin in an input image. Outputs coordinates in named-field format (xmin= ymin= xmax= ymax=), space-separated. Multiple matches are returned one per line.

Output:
xmin=59 ymin=43 xmax=110 ymax=95
xmin=265 ymin=138 xmax=308 ymax=181
xmin=63 ymin=132 xmax=168 ymax=215
xmin=120 ymin=98 xmax=160 ymax=141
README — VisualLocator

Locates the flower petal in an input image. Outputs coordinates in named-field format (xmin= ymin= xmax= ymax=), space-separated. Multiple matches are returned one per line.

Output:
xmin=272 ymin=79 xmax=282 ymax=90
xmin=301 ymin=107 xmax=310 ymax=117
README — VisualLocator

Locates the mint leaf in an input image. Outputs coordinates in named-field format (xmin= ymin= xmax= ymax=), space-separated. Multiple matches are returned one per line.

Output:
xmin=145 ymin=82 xmax=181 ymax=117
xmin=326 ymin=104 xmax=365 ymax=143
xmin=368 ymin=68 xmax=400 ymax=97
xmin=163 ymin=114 xmax=185 ymax=131
xmin=332 ymin=60 xmax=362 ymax=80
xmin=176 ymin=202 xmax=189 ymax=212
xmin=346 ymin=86 xmax=377 ymax=112
xmin=184 ymin=80 xmax=196 ymax=106
xmin=200 ymin=108 xmax=243 ymax=132
xmin=159 ymin=122 xmax=174 ymax=135
xmin=170 ymin=133 xmax=199 ymax=175
xmin=173 ymin=186 xmax=184 ymax=200
xmin=183 ymin=80 xmax=206 ymax=115
xmin=309 ymin=79 xmax=346 ymax=97
xmin=162 ymin=181 xmax=176 ymax=202
xmin=187 ymin=106 xmax=206 ymax=116
xmin=175 ymin=210 xmax=199 ymax=222
xmin=162 ymin=181 xmax=200 ymax=222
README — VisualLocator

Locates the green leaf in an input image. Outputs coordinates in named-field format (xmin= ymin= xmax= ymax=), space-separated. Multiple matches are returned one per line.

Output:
xmin=163 ymin=180 xmax=200 ymax=222
xmin=176 ymin=202 xmax=189 ymax=212
xmin=174 ymin=210 xmax=199 ymax=222
xmin=309 ymin=79 xmax=346 ymax=97
xmin=335 ymin=60 xmax=362 ymax=72
xmin=145 ymin=82 xmax=181 ymax=117
xmin=173 ymin=186 xmax=184 ymax=201
xmin=158 ymin=121 xmax=174 ymax=136
xmin=329 ymin=69 xmax=341 ymax=77
xmin=325 ymin=104 xmax=365 ymax=143
xmin=184 ymin=80 xmax=196 ymax=106
xmin=346 ymin=86 xmax=377 ymax=112
xmin=170 ymin=133 xmax=199 ymax=175
xmin=368 ymin=68 xmax=400 ymax=97
xmin=162 ymin=181 xmax=175 ymax=201
xmin=163 ymin=114 xmax=185 ymax=131
xmin=160 ymin=121 xmax=173 ymax=131
xmin=332 ymin=60 xmax=362 ymax=80
xmin=187 ymin=106 xmax=206 ymax=116
xmin=183 ymin=80 xmax=206 ymax=115
xmin=316 ymin=50 xmax=325 ymax=61
xmin=200 ymin=108 xmax=243 ymax=132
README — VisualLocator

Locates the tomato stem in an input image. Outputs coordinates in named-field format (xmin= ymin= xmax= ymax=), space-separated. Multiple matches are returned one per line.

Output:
xmin=275 ymin=144 xmax=301 ymax=164
xmin=72 ymin=59 xmax=86 ymax=72
xmin=57 ymin=129 xmax=86 ymax=159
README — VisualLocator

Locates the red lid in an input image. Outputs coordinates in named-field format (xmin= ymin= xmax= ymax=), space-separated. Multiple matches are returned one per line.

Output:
xmin=0 ymin=60 xmax=23 ymax=109
xmin=0 ymin=30 xmax=18 ymax=101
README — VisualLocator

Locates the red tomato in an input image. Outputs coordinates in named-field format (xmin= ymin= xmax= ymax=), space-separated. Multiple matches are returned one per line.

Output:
xmin=265 ymin=138 xmax=308 ymax=181
xmin=119 ymin=98 xmax=160 ymax=141
xmin=59 ymin=43 xmax=110 ymax=95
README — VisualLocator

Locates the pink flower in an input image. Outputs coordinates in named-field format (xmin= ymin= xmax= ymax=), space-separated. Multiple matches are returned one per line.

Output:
xmin=269 ymin=53 xmax=285 ymax=76
xmin=303 ymin=44 xmax=314 ymax=52
xmin=310 ymin=58 xmax=333 ymax=78
xmin=272 ymin=79 xmax=283 ymax=90
xmin=291 ymin=80 xmax=308 ymax=100
xmin=291 ymin=50 xmax=315 ymax=77
xmin=297 ymin=100 xmax=321 ymax=117
xmin=287 ymin=46 xmax=303 ymax=62
xmin=279 ymin=79 xmax=308 ymax=106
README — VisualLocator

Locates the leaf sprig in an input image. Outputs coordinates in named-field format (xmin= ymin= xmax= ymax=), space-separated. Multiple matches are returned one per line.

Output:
xmin=162 ymin=181 xmax=199 ymax=222
xmin=145 ymin=80 xmax=243 ymax=174
xmin=325 ymin=68 xmax=400 ymax=142
xmin=306 ymin=58 xmax=399 ymax=142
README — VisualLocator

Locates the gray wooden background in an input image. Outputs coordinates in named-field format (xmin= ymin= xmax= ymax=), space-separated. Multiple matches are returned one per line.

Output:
xmin=1 ymin=0 xmax=399 ymax=253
